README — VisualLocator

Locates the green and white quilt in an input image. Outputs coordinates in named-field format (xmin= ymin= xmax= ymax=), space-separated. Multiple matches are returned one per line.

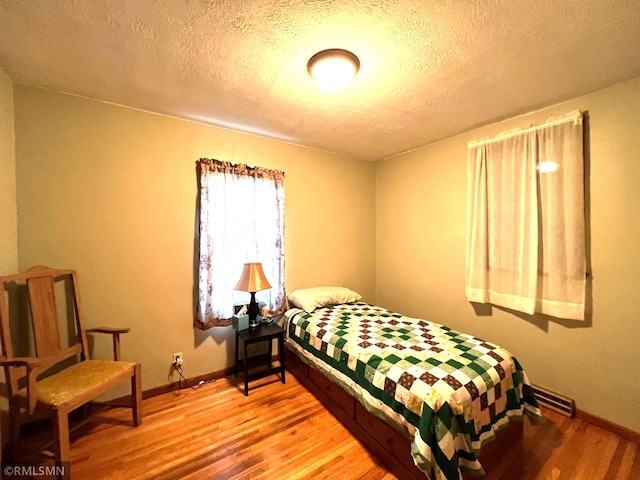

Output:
xmin=285 ymin=302 xmax=542 ymax=480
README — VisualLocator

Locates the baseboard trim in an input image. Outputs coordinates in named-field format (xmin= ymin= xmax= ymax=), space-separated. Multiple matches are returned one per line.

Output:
xmin=140 ymin=366 xmax=235 ymax=399
xmin=128 ymin=354 xmax=281 ymax=400
xmin=575 ymin=408 xmax=640 ymax=445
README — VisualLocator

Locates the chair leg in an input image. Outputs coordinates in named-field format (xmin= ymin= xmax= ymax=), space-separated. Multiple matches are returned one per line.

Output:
xmin=5 ymin=397 xmax=22 ymax=460
xmin=132 ymin=364 xmax=142 ymax=426
xmin=52 ymin=409 xmax=70 ymax=463
xmin=8 ymin=398 xmax=21 ymax=444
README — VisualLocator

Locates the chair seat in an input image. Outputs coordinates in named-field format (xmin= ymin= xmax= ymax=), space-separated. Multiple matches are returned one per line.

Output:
xmin=37 ymin=359 xmax=136 ymax=407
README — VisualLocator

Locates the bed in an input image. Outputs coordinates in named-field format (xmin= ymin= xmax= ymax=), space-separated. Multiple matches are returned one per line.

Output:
xmin=283 ymin=289 xmax=542 ymax=480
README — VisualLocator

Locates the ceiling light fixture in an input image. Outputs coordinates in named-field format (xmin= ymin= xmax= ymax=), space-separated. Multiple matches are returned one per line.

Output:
xmin=307 ymin=49 xmax=360 ymax=92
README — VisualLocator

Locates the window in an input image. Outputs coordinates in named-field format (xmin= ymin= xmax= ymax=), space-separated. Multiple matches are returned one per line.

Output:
xmin=195 ymin=159 xmax=285 ymax=329
xmin=466 ymin=111 xmax=586 ymax=320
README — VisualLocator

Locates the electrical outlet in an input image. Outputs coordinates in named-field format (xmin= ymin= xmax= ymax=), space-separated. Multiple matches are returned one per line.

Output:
xmin=172 ymin=352 xmax=183 ymax=366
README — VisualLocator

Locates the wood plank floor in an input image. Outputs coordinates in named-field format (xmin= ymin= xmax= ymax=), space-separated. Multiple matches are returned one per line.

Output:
xmin=15 ymin=371 xmax=640 ymax=480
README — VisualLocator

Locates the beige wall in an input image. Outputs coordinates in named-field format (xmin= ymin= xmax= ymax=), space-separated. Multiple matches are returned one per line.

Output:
xmin=0 ymin=69 xmax=18 ymax=274
xmin=13 ymin=86 xmax=376 ymax=393
xmin=376 ymin=76 xmax=640 ymax=432
xmin=0 ymin=67 xmax=18 ymax=449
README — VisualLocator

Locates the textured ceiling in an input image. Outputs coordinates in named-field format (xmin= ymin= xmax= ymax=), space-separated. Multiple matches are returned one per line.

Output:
xmin=1 ymin=1 xmax=639 ymax=161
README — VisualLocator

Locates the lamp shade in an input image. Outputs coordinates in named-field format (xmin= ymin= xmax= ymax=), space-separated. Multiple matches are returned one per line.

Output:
xmin=234 ymin=262 xmax=272 ymax=293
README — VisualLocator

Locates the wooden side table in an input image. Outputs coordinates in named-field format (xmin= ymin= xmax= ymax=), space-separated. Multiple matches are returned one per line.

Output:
xmin=234 ymin=322 xmax=286 ymax=396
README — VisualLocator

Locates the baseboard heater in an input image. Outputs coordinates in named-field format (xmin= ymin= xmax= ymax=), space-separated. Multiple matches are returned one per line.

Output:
xmin=532 ymin=384 xmax=575 ymax=417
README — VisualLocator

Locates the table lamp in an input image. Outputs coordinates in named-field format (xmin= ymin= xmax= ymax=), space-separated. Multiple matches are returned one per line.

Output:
xmin=234 ymin=262 xmax=272 ymax=328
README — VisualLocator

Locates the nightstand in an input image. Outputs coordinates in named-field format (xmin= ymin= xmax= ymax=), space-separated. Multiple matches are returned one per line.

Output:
xmin=234 ymin=322 xmax=286 ymax=396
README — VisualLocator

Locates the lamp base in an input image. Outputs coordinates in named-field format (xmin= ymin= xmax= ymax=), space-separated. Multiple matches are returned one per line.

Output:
xmin=249 ymin=317 xmax=260 ymax=328
xmin=248 ymin=291 xmax=260 ymax=328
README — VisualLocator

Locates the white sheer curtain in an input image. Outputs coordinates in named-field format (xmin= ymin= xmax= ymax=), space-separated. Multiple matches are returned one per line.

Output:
xmin=196 ymin=159 xmax=286 ymax=329
xmin=466 ymin=111 xmax=586 ymax=320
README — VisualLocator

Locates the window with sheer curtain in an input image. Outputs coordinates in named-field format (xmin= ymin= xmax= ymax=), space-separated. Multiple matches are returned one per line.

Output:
xmin=195 ymin=158 xmax=286 ymax=329
xmin=466 ymin=111 xmax=586 ymax=320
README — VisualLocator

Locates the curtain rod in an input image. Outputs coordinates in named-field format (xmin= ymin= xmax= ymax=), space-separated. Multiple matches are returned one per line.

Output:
xmin=468 ymin=110 xmax=583 ymax=148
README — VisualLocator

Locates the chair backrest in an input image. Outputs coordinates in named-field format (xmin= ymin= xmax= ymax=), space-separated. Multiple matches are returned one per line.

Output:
xmin=0 ymin=266 xmax=90 ymax=396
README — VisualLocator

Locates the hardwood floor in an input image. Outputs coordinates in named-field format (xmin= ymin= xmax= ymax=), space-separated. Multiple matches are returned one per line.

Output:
xmin=14 ymin=371 xmax=640 ymax=479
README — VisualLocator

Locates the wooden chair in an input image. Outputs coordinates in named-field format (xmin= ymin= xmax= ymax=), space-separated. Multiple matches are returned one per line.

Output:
xmin=0 ymin=265 xmax=142 ymax=463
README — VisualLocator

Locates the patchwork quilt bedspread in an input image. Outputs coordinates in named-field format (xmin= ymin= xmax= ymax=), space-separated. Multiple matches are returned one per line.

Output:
xmin=285 ymin=302 xmax=542 ymax=480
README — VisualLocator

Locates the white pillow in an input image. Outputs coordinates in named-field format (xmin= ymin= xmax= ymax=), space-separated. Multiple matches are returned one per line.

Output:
xmin=287 ymin=286 xmax=361 ymax=313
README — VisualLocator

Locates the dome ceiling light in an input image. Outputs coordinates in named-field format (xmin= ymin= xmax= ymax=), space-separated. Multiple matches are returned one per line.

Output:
xmin=307 ymin=49 xmax=360 ymax=92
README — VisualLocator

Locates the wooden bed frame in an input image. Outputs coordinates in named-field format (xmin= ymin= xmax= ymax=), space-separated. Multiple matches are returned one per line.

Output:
xmin=285 ymin=349 xmax=523 ymax=479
